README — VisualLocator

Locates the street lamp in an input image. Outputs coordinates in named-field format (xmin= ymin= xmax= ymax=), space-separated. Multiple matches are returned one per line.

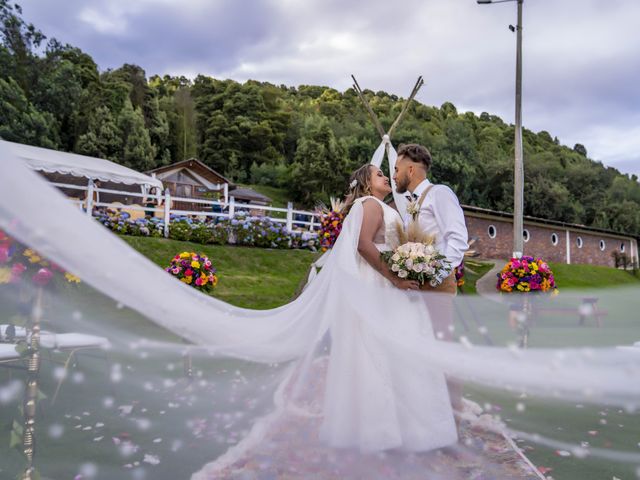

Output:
xmin=478 ymin=0 xmax=524 ymax=259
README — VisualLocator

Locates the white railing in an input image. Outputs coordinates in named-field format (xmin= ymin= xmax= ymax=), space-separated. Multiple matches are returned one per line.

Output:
xmin=50 ymin=181 xmax=321 ymax=238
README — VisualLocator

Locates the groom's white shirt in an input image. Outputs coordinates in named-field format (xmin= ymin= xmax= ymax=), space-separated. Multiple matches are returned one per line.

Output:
xmin=405 ymin=179 xmax=469 ymax=284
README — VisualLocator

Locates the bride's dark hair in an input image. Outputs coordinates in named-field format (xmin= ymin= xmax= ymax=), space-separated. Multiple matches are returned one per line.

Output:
xmin=342 ymin=164 xmax=374 ymax=214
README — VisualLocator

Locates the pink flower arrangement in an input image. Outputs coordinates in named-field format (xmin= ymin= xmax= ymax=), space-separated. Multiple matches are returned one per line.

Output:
xmin=165 ymin=251 xmax=218 ymax=293
xmin=0 ymin=230 xmax=80 ymax=287
xmin=496 ymin=256 xmax=558 ymax=293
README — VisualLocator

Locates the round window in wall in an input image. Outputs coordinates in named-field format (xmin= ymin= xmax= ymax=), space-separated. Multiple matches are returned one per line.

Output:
xmin=551 ymin=233 xmax=558 ymax=246
xmin=599 ymin=240 xmax=606 ymax=251
xmin=488 ymin=225 xmax=497 ymax=239
xmin=620 ymin=243 xmax=626 ymax=253
xmin=523 ymin=229 xmax=530 ymax=243
xmin=576 ymin=236 xmax=583 ymax=248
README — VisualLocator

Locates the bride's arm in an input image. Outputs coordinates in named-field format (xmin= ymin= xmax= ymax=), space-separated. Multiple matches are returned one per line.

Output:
xmin=357 ymin=200 xmax=419 ymax=290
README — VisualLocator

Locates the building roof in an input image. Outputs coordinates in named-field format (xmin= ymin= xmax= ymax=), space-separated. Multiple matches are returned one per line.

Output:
xmin=4 ymin=140 xmax=163 ymax=188
xmin=147 ymin=158 xmax=233 ymax=186
xmin=462 ymin=204 xmax=637 ymax=239
xmin=231 ymin=187 xmax=272 ymax=204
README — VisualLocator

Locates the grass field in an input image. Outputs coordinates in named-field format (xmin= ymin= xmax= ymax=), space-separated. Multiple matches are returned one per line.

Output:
xmin=1 ymin=240 xmax=639 ymax=480
xmin=550 ymin=261 xmax=640 ymax=289
xmin=121 ymin=236 xmax=320 ymax=309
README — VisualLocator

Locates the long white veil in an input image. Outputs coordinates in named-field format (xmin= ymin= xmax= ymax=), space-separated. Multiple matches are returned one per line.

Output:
xmin=1 ymin=139 xmax=640 ymax=479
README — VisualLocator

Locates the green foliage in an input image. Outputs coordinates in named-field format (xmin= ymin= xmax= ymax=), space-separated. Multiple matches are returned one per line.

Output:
xmin=76 ymin=106 xmax=121 ymax=161
xmin=2 ymin=4 xmax=640 ymax=235
xmin=288 ymin=115 xmax=349 ymax=204
xmin=0 ymin=76 xmax=56 ymax=147
xmin=250 ymin=161 xmax=290 ymax=187
xmin=190 ymin=223 xmax=212 ymax=244
xmin=168 ymin=220 xmax=191 ymax=241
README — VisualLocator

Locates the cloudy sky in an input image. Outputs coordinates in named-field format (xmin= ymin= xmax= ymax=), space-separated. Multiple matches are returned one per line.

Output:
xmin=18 ymin=0 xmax=640 ymax=176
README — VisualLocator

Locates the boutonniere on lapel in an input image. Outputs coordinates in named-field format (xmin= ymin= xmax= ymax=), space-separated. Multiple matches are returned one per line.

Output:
xmin=406 ymin=199 xmax=420 ymax=221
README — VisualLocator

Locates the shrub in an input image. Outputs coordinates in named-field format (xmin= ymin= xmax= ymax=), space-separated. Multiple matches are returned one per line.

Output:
xmin=169 ymin=220 xmax=192 ymax=241
xmin=191 ymin=224 xmax=212 ymax=244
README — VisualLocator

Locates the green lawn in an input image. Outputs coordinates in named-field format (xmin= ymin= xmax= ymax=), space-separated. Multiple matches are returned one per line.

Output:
xmin=459 ymin=258 xmax=495 ymax=294
xmin=121 ymin=236 xmax=320 ymax=309
xmin=550 ymin=261 xmax=640 ymax=289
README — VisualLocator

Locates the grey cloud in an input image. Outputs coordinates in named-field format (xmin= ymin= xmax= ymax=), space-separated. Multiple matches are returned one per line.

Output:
xmin=15 ymin=0 xmax=640 ymax=176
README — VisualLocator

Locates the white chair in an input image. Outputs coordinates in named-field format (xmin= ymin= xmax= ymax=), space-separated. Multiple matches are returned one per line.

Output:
xmin=0 ymin=324 xmax=28 ymax=342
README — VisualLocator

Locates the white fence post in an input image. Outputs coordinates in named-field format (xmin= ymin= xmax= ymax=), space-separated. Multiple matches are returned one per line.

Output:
xmin=308 ymin=214 xmax=315 ymax=232
xmin=85 ymin=179 xmax=94 ymax=216
xmin=286 ymin=202 xmax=294 ymax=232
xmin=164 ymin=188 xmax=171 ymax=238
xmin=229 ymin=196 xmax=236 ymax=219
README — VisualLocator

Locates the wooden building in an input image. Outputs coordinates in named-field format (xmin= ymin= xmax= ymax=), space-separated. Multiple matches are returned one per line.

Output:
xmin=147 ymin=159 xmax=271 ymax=211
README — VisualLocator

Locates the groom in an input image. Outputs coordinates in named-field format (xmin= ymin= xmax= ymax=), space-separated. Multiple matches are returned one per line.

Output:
xmin=392 ymin=143 xmax=469 ymax=411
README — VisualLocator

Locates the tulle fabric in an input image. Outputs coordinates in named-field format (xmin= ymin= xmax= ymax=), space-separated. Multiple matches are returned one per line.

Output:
xmin=2 ymin=140 xmax=640 ymax=479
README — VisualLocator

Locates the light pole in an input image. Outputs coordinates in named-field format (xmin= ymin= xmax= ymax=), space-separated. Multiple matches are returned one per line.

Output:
xmin=478 ymin=0 xmax=524 ymax=259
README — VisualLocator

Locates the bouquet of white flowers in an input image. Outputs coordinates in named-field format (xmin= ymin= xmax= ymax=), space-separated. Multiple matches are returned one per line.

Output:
xmin=381 ymin=241 xmax=451 ymax=287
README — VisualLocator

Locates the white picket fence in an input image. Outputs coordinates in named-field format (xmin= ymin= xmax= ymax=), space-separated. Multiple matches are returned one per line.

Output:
xmin=51 ymin=181 xmax=321 ymax=238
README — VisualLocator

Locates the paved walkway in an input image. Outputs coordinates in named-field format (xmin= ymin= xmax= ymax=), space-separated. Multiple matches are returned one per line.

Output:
xmin=474 ymin=259 xmax=505 ymax=297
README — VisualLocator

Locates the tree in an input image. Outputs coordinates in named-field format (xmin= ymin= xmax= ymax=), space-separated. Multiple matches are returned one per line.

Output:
xmin=288 ymin=115 xmax=349 ymax=205
xmin=0 ymin=76 xmax=56 ymax=147
xmin=573 ymin=143 xmax=587 ymax=157
xmin=76 ymin=106 xmax=121 ymax=161
xmin=117 ymin=99 xmax=155 ymax=170
xmin=0 ymin=0 xmax=45 ymax=92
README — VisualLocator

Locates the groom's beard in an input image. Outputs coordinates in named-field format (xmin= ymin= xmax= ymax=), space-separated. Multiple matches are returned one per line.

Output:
xmin=395 ymin=176 xmax=410 ymax=194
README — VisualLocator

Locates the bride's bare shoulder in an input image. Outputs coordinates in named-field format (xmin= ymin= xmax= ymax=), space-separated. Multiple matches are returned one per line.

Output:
xmin=359 ymin=197 xmax=384 ymax=216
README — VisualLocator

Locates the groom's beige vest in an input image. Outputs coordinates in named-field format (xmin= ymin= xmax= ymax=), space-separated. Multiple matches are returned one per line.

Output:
xmin=415 ymin=185 xmax=457 ymax=295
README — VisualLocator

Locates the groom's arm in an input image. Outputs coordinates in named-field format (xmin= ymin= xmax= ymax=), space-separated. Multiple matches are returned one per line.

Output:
xmin=431 ymin=186 xmax=469 ymax=284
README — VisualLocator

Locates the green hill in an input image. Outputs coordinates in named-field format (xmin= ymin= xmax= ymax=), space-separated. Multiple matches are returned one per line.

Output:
xmin=2 ymin=2 xmax=640 ymax=236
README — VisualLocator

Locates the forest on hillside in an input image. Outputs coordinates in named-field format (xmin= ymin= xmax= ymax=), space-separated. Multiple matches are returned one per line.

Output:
xmin=2 ymin=1 xmax=639 ymax=234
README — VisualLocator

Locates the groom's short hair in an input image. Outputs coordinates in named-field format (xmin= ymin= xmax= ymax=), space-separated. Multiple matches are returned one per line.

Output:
xmin=397 ymin=144 xmax=432 ymax=172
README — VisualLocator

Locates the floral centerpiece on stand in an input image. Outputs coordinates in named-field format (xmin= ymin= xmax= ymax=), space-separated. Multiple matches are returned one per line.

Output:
xmin=316 ymin=197 xmax=346 ymax=251
xmin=496 ymin=256 xmax=558 ymax=294
xmin=165 ymin=252 xmax=218 ymax=293
xmin=496 ymin=256 xmax=558 ymax=348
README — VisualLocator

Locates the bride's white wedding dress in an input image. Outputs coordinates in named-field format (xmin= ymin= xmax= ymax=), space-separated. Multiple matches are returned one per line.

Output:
xmin=319 ymin=196 xmax=457 ymax=452
xmin=193 ymin=195 xmax=458 ymax=478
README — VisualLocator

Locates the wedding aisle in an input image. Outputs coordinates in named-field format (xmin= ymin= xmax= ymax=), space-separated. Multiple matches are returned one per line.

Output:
xmin=193 ymin=359 xmax=543 ymax=480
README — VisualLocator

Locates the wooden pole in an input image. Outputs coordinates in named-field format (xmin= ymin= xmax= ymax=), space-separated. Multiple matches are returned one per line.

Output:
xmin=351 ymin=75 xmax=386 ymax=139
xmin=388 ymin=76 xmax=424 ymax=137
